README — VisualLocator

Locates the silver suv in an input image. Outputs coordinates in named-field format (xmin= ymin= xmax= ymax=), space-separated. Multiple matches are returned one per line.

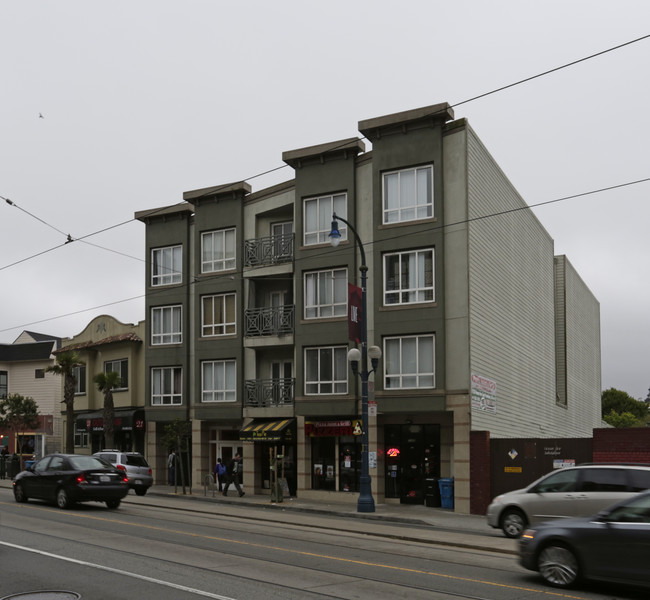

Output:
xmin=487 ymin=463 xmax=650 ymax=538
xmin=94 ymin=450 xmax=153 ymax=496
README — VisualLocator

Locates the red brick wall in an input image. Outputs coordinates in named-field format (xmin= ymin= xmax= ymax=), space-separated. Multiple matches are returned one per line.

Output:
xmin=470 ymin=431 xmax=491 ymax=515
xmin=593 ymin=427 xmax=650 ymax=463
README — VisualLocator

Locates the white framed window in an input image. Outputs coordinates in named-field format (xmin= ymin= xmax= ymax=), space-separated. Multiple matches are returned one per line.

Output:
xmin=73 ymin=365 xmax=86 ymax=395
xmin=152 ymin=305 xmax=182 ymax=345
xmin=202 ymin=293 xmax=236 ymax=336
xmin=384 ymin=248 xmax=434 ymax=305
xmin=202 ymin=228 xmax=236 ymax=273
xmin=304 ymin=193 xmax=347 ymax=245
xmin=152 ymin=245 xmax=182 ymax=286
xmin=384 ymin=334 xmax=435 ymax=389
xmin=104 ymin=359 xmax=128 ymax=390
xmin=74 ymin=424 xmax=88 ymax=448
xmin=304 ymin=268 xmax=347 ymax=319
xmin=305 ymin=346 xmax=348 ymax=394
xmin=151 ymin=366 xmax=182 ymax=405
xmin=383 ymin=165 xmax=433 ymax=224
xmin=201 ymin=360 xmax=236 ymax=403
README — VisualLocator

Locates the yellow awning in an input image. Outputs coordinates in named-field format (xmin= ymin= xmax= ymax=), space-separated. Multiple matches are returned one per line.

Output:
xmin=239 ymin=419 xmax=294 ymax=443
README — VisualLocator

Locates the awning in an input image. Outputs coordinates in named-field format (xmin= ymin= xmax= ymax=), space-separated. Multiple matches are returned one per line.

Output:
xmin=239 ymin=419 xmax=295 ymax=443
xmin=75 ymin=409 xmax=144 ymax=433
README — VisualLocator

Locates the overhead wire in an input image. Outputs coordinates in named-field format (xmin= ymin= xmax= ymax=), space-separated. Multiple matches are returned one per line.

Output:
xmin=2 ymin=32 xmax=650 ymax=273
xmin=2 ymin=32 xmax=650 ymax=333
xmin=2 ymin=174 xmax=648 ymax=336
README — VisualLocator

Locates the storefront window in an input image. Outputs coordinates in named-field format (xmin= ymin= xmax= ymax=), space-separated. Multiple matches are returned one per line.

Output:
xmin=384 ymin=424 xmax=440 ymax=502
xmin=312 ymin=437 xmax=336 ymax=490
xmin=307 ymin=420 xmax=362 ymax=492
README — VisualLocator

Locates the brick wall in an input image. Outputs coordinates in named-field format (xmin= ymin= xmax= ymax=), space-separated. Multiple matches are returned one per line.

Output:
xmin=593 ymin=427 xmax=650 ymax=463
xmin=470 ymin=431 xmax=491 ymax=515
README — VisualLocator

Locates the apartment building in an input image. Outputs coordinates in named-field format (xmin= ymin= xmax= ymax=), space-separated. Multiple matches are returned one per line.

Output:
xmin=135 ymin=103 xmax=601 ymax=512
xmin=55 ymin=315 xmax=146 ymax=455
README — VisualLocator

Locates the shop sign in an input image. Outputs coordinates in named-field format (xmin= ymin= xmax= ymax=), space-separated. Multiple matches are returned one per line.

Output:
xmin=305 ymin=420 xmax=355 ymax=437
xmin=471 ymin=373 xmax=497 ymax=413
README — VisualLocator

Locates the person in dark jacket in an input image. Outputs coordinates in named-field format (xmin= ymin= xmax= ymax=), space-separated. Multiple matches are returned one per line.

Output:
xmin=222 ymin=453 xmax=244 ymax=497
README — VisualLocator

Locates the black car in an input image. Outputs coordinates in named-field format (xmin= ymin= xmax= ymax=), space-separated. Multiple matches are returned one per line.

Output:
xmin=519 ymin=490 xmax=650 ymax=589
xmin=13 ymin=453 xmax=129 ymax=509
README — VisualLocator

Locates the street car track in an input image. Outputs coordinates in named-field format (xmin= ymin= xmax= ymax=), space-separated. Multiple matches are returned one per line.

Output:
xmin=1 ymin=499 xmax=587 ymax=600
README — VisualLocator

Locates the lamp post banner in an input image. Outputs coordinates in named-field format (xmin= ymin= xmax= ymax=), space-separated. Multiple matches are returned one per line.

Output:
xmin=348 ymin=283 xmax=362 ymax=342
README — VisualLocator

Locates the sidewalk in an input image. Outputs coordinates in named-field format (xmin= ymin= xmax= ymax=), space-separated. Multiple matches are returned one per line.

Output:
xmin=0 ymin=478 xmax=516 ymax=555
xmin=137 ymin=483 xmax=516 ymax=555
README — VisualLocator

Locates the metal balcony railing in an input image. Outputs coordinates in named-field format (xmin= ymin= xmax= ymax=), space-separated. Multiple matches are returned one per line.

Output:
xmin=244 ymin=233 xmax=294 ymax=267
xmin=244 ymin=305 xmax=294 ymax=337
xmin=244 ymin=378 xmax=295 ymax=407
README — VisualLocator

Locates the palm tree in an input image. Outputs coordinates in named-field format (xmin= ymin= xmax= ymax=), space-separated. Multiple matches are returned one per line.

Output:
xmin=93 ymin=371 xmax=121 ymax=450
xmin=46 ymin=351 xmax=84 ymax=454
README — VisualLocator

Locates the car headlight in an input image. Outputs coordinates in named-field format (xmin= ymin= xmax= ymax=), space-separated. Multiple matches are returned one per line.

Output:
xmin=491 ymin=494 xmax=504 ymax=505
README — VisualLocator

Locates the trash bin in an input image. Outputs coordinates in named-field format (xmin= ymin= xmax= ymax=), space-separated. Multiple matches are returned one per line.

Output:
xmin=438 ymin=477 xmax=454 ymax=509
xmin=425 ymin=477 xmax=441 ymax=507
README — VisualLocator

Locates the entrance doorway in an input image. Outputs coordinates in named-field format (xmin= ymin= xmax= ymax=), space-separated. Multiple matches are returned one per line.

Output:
xmin=384 ymin=424 xmax=440 ymax=503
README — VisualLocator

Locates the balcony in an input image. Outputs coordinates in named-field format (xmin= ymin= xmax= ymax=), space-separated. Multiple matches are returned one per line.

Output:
xmin=244 ymin=305 xmax=294 ymax=337
xmin=244 ymin=233 xmax=294 ymax=267
xmin=244 ymin=378 xmax=295 ymax=408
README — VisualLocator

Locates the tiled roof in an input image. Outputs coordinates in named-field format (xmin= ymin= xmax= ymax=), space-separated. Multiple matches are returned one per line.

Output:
xmin=55 ymin=332 xmax=143 ymax=354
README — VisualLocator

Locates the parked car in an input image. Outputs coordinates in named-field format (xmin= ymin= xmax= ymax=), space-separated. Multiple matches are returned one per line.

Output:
xmin=487 ymin=463 xmax=650 ymax=537
xmin=93 ymin=450 xmax=153 ymax=496
xmin=13 ymin=453 xmax=129 ymax=509
xmin=519 ymin=490 xmax=650 ymax=589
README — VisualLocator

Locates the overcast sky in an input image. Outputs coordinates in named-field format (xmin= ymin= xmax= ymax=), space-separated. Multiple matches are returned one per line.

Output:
xmin=1 ymin=1 xmax=649 ymax=401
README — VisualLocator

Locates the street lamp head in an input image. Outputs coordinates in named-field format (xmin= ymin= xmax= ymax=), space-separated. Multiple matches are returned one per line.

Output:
xmin=368 ymin=345 xmax=382 ymax=371
xmin=329 ymin=217 xmax=342 ymax=247
xmin=347 ymin=347 xmax=361 ymax=362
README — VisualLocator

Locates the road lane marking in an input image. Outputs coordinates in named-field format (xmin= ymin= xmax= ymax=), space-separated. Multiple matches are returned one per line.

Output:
xmin=0 ymin=541 xmax=236 ymax=599
xmin=1 ymin=501 xmax=586 ymax=599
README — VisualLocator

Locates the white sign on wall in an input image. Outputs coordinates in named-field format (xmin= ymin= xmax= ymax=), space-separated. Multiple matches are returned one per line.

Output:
xmin=471 ymin=373 xmax=497 ymax=414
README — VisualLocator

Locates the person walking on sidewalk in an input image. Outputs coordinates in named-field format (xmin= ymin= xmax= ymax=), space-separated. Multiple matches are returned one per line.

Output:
xmin=214 ymin=457 xmax=226 ymax=492
xmin=223 ymin=453 xmax=244 ymax=497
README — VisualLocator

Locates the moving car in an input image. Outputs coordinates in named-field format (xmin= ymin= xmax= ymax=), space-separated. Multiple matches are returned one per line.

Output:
xmin=519 ymin=490 xmax=650 ymax=589
xmin=487 ymin=463 xmax=650 ymax=537
xmin=13 ymin=453 xmax=129 ymax=509
xmin=93 ymin=450 xmax=153 ymax=496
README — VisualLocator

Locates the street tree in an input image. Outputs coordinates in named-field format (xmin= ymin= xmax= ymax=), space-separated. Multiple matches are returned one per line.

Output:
xmin=0 ymin=394 xmax=40 ymax=462
xmin=161 ymin=418 xmax=191 ymax=494
xmin=602 ymin=388 xmax=649 ymax=427
xmin=46 ymin=351 xmax=84 ymax=453
xmin=93 ymin=371 xmax=121 ymax=450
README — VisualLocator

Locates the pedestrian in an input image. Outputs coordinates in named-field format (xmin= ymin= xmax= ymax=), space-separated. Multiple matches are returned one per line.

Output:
xmin=223 ymin=453 xmax=244 ymax=497
xmin=168 ymin=450 xmax=176 ymax=485
xmin=214 ymin=457 xmax=227 ymax=492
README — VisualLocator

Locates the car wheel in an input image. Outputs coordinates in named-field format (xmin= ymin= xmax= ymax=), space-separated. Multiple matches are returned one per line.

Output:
xmin=106 ymin=499 xmax=121 ymax=509
xmin=56 ymin=487 xmax=72 ymax=509
xmin=134 ymin=487 xmax=147 ymax=496
xmin=501 ymin=508 xmax=527 ymax=538
xmin=13 ymin=483 xmax=28 ymax=503
xmin=538 ymin=543 xmax=580 ymax=588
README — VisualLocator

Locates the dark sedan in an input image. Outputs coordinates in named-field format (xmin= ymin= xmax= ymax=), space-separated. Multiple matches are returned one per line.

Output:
xmin=519 ymin=490 xmax=650 ymax=589
xmin=13 ymin=453 xmax=129 ymax=509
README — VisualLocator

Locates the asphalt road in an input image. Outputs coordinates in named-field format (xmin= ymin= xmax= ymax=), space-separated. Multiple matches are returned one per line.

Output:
xmin=0 ymin=487 xmax=646 ymax=600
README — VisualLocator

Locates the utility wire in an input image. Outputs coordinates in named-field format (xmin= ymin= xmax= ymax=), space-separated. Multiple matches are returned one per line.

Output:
xmin=2 ymin=32 xmax=649 ymax=273
xmin=2 ymin=174 xmax=648 ymax=336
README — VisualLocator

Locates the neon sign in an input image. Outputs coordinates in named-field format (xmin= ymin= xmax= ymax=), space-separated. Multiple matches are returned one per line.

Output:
xmin=387 ymin=448 xmax=400 ymax=457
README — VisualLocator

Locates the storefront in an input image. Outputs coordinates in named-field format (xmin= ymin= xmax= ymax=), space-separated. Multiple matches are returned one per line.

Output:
xmin=75 ymin=408 xmax=146 ymax=453
xmin=240 ymin=419 xmax=296 ymax=496
xmin=305 ymin=419 xmax=363 ymax=493
xmin=384 ymin=424 xmax=441 ymax=504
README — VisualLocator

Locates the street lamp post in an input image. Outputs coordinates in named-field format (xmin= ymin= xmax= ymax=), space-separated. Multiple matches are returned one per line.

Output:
xmin=329 ymin=212 xmax=381 ymax=513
